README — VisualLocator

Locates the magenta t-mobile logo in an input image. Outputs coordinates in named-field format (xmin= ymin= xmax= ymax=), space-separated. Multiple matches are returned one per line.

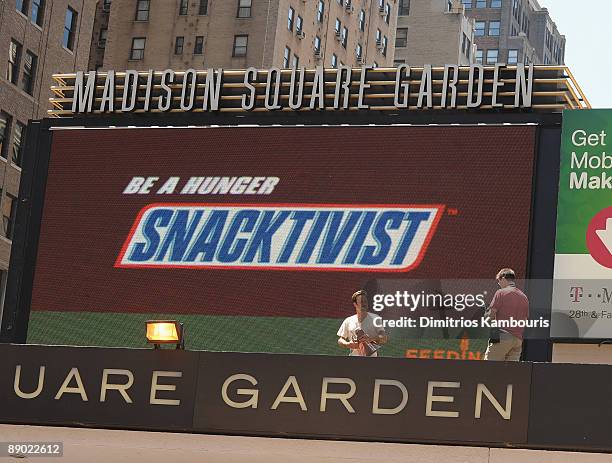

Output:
xmin=570 ymin=286 xmax=584 ymax=303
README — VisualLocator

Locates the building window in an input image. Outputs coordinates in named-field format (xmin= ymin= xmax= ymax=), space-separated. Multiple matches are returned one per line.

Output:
xmin=382 ymin=35 xmax=388 ymax=56
xmin=12 ymin=122 xmax=25 ymax=168
xmin=20 ymin=50 xmax=37 ymax=95
xmin=395 ymin=27 xmax=407 ymax=48
xmin=375 ymin=28 xmax=381 ymax=44
xmin=292 ymin=54 xmax=299 ymax=68
xmin=103 ymin=0 xmax=112 ymax=12
xmin=341 ymin=27 xmax=348 ymax=48
xmin=174 ymin=36 xmax=184 ymax=54
xmin=393 ymin=59 xmax=405 ymax=66
xmin=296 ymin=15 xmax=303 ymax=33
xmin=0 ymin=271 xmax=7 ymax=322
xmin=3 ymin=194 xmax=17 ymax=240
xmin=331 ymin=53 xmax=338 ymax=68
xmin=237 ymin=0 xmax=251 ymax=17
xmin=31 ymin=0 xmax=45 ymax=26
xmin=314 ymin=35 xmax=321 ymax=53
xmin=335 ymin=18 xmax=341 ymax=34
xmin=476 ymin=0 xmax=486 ymax=7
xmin=462 ymin=0 xmax=472 ymax=8
xmin=194 ymin=36 xmax=204 ymax=54
xmin=98 ymin=28 xmax=108 ymax=48
xmin=179 ymin=0 xmax=188 ymax=15
xmin=488 ymin=20 xmax=500 ymax=36
xmin=16 ymin=0 xmax=29 ymax=15
xmin=283 ymin=46 xmax=291 ymax=68
xmin=0 ymin=113 xmax=10 ymax=160
xmin=461 ymin=33 xmax=470 ymax=57
xmin=98 ymin=27 xmax=108 ymax=48
xmin=475 ymin=49 xmax=483 ymax=64
xmin=7 ymin=40 xmax=22 ymax=85
xmin=135 ymin=0 xmax=150 ymax=21
xmin=384 ymin=3 xmax=391 ymax=24
xmin=356 ymin=43 xmax=362 ymax=59
xmin=398 ymin=0 xmax=410 ymax=15
xmin=474 ymin=21 xmax=485 ymax=36
xmin=486 ymin=49 xmax=498 ymax=64
xmin=233 ymin=35 xmax=248 ymax=56
xmin=316 ymin=1 xmax=324 ymax=22
xmin=491 ymin=0 xmax=501 ymax=7
xmin=508 ymin=49 xmax=519 ymax=64
xmin=129 ymin=37 xmax=146 ymax=60
xmin=199 ymin=0 xmax=208 ymax=15
xmin=358 ymin=9 xmax=365 ymax=31
xmin=287 ymin=7 xmax=294 ymax=31
xmin=63 ymin=7 xmax=78 ymax=50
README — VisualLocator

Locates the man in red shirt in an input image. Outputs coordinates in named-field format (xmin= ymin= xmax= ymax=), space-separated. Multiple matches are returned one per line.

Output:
xmin=484 ymin=268 xmax=530 ymax=361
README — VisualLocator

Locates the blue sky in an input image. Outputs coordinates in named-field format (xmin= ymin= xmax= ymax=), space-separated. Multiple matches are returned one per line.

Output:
xmin=539 ymin=0 xmax=612 ymax=108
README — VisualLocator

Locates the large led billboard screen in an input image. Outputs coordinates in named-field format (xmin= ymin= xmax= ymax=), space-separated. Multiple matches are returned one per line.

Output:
xmin=27 ymin=125 xmax=537 ymax=356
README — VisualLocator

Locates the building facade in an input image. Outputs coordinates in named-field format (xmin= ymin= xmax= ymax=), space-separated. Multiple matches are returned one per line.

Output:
xmin=394 ymin=0 xmax=475 ymax=66
xmin=88 ymin=0 xmax=111 ymax=70
xmin=97 ymin=0 xmax=398 ymax=72
xmin=461 ymin=0 xmax=565 ymax=65
xmin=0 ymin=0 xmax=96 ymax=317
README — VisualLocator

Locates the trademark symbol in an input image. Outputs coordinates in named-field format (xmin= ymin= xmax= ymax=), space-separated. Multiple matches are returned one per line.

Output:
xmin=447 ymin=208 xmax=459 ymax=216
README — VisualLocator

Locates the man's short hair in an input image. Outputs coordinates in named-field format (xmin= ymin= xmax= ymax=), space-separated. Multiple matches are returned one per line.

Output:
xmin=496 ymin=268 xmax=516 ymax=280
xmin=352 ymin=289 xmax=367 ymax=303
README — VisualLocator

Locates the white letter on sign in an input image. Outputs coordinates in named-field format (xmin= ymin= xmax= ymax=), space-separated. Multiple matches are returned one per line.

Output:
xmin=221 ymin=374 xmax=259 ymax=409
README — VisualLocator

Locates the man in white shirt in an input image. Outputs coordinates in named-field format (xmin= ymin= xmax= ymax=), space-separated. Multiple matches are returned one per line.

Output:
xmin=337 ymin=290 xmax=388 ymax=356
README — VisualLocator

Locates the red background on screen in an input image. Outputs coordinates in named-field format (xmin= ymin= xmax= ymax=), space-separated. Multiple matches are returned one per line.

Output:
xmin=30 ymin=126 xmax=536 ymax=317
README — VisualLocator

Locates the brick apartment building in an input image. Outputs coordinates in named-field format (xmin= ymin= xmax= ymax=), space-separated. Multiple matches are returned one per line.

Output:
xmin=462 ymin=0 xmax=565 ymax=65
xmin=394 ymin=0 xmax=476 ymax=66
xmin=393 ymin=0 xmax=565 ymax=67
xmin=90 ymin=0 xmax=398 ymax=71
xmin=0 ymin=0 xmax=96 ymax=317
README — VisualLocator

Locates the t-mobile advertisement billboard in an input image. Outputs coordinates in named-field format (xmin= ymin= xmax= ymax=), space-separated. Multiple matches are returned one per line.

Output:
xmin=27 ymin=126 xmax=537 ymax=355
xmin=551 ymin=109 xmax=612 ymax=339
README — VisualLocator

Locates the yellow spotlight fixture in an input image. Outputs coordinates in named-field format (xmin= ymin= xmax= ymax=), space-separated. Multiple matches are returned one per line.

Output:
xmin=145 ymin=320 xmax=185 ymax=349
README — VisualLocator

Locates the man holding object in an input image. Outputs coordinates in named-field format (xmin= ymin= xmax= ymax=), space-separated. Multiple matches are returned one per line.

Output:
xmin=337 ymin=290 xmax=388 ymax=356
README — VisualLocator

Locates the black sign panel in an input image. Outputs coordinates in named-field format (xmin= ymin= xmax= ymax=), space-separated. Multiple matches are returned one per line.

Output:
xmin=193 ymin=352 xmax=531 ymax=445
xmin=0 ymin=344 xmax=198 ymax=431
xmin=4 ymin=344 xmax=612 ymax=452
xmin=529 ymin=363 xmax=612 ymax=452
